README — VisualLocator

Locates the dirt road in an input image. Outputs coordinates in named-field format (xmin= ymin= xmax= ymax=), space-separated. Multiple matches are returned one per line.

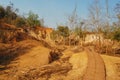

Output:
xmin=83 ymin=47 xmax=106 ymax=80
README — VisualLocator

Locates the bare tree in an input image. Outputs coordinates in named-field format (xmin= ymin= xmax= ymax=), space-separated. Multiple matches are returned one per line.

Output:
xmin=106 ymin=0 xmax=109 ymax=25
xmin=88 ymin=0 xmax=102 ymax=32
xmin=88 ymin=0 xmax=104 ymax=53
xmin=67 ymin=6 xmax=78 ymax=32
xmin=104 ymin=0 xmax=111 ymax=38
xmin=115 ymin=1 xmax=120 ymax=23
xmin=67 ymin=5 xmax=79 ymax=46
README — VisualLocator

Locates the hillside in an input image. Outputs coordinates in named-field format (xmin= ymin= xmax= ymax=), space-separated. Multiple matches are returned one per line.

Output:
xmin=0 ymin=40 xmax=51 ymax=79
xmin=0 ymin=44 xmax=120 ymax=80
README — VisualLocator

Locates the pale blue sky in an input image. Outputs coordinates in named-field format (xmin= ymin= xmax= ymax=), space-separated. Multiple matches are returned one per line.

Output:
xmin=0 ymin=0 xmax=119 ymax=28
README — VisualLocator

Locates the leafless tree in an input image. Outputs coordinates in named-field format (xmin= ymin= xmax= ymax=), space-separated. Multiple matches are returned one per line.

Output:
xmin=67 ymin=5 xmax=79 ymax=46
xmin=106 ymin=0 xmax=109 ymax=25
xmin=67 ymin=5 xmax=78 ymax=32
xmin=88 ymin=0 xmax=102 ymax=32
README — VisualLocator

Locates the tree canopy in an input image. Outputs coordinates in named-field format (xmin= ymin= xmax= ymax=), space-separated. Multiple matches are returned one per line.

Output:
xmin=26 ymin=11 xmax=41 ymax=27
xmin=57 ymin=26 xmax=69 ymax=37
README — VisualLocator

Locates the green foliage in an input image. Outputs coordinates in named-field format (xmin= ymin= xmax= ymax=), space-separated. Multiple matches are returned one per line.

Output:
xmin=5 ymin=4 xmax=18 ymax=23
xmin=112 ymin=27 xmax=120 ymax=41
xmin=57 ymin=26 xmax=69 ymax=37
xmin=14 ymin=17 xmax=26 ymax=27
xmin=0 ymin=4 xmax=43 ymax=28
xmin=102 ymin=25 xmax=112 ymax=39
xmin=51 ymin=26 xmax=69 ymax=40
xmin=112 ymin=2 xmax=120 ymax=41
xmin=74 ymin=21 xmax=85 ymax=38
xmin=0 ymin=5 xmax=5 ymax=19
xmin=26 ymin=11 xmax=41 ymax=27
xmin=0 ymin=3 xmax=18 ymax=24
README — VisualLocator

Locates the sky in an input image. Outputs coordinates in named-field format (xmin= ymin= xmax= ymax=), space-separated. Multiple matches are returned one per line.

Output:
xmin=0 ymin=0 xmax=119 ymax=28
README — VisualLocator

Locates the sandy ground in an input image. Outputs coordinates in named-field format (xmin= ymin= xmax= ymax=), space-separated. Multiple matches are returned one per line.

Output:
xmin=17 ymin=46 xmax=50 ymax=69
xmin=101 ymin=55 xmax=120 ymax=80
xmin=66 ymin=51 xmax=88 ymax=80
xmin=0 ymin=40 xmax=51 ymax=80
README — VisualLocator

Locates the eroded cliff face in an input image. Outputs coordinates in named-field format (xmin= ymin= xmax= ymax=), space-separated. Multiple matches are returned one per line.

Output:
xmin=28 ymin=27 xmax=53 ymax=41
xmin=0 ymin=23 xmax=53 ymax=44
xmin=0 ymin=23 xmax=34 ymax=43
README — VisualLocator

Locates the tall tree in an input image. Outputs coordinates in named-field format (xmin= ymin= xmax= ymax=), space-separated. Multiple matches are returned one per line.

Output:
xmin=105 ymin=0 xmax=109 ymax=25
xmin=103 ymin=0 xmax=112 ymax=39
xmin=67 ymin=6 xmax=78 ymax=31
xmin=88 ymin=0 xmax=102 ymax=32
xmin=67 ymin=6 xmax=79 ymax=46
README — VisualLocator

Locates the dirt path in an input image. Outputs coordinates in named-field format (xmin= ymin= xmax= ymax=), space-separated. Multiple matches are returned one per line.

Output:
xmin=83 ymin=47 xmax=106 ymax=80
